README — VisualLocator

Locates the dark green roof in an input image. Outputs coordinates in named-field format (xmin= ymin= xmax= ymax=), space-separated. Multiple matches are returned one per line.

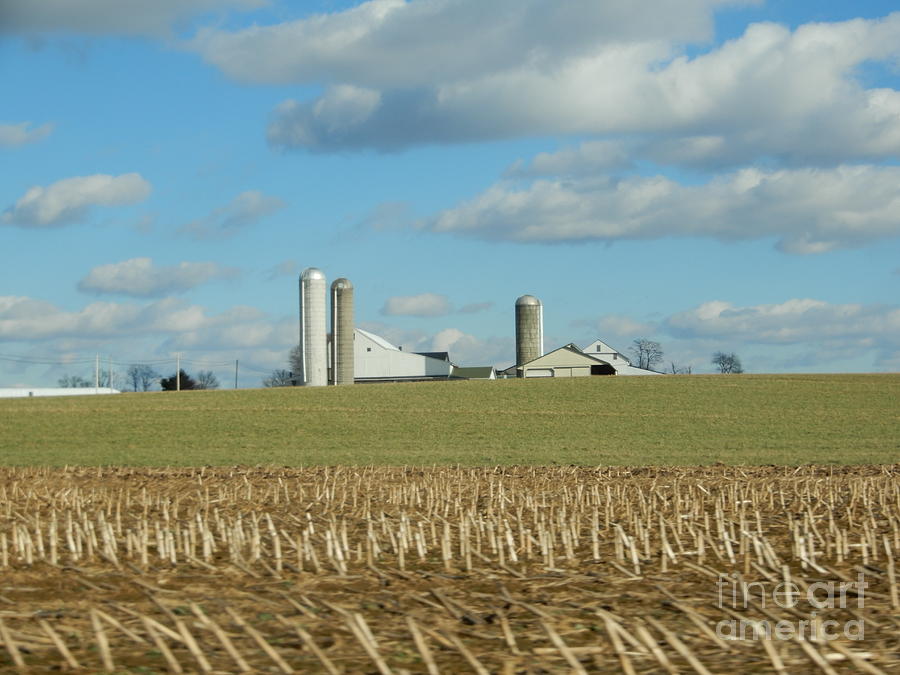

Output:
xmin=451 ymin=366 xmax=496 ymax=379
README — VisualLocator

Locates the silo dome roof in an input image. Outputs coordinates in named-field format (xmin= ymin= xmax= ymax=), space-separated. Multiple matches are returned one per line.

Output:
xmin=516 ymin=294 xmax=541 ymax=306
xmin=331 ymin=277 xmax=353 ymax=290
xmin=301 ymin=267 xmax=326 ymax=281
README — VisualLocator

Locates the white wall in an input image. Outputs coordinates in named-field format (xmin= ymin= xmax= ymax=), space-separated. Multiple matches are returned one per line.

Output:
xmin=581 ymin=340 xmax=662 ymax=375
xmin=611 ymin=364 xmax=663 ymax=376
xmin=0 ymin=388 xmax=121 ymax=398
xmin=354 ymin=329 xmax=452 ymax=380
xmin=583 ymin=339 xmax=630 ymax=365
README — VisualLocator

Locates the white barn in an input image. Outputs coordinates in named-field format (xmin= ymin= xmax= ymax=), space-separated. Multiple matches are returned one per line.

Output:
xmin=581 ymin=339 xmax=662 ymax=376
xmin=582 ymin=339 xmax=628 ymax=366
xmin=354 ymin=329 xmax=453 ymax=382
xmin=500 ymin=338 xmax=663 ymax=378
xmin=511 ymin=344 xmax=616 ymax=378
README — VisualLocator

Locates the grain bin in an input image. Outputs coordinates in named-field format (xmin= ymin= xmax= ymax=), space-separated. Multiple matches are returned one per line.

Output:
xmin=515 ymin=294 xmax=543 ymax=374
xmin=299 ymin=267 xmax=328 ymax=386
xmin=330 ymin=278 xmax=354 ymax=385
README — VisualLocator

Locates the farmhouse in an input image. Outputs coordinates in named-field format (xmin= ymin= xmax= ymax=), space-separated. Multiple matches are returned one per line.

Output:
xmin=501 ymin=343 xmax=614 ymax=378
xmin=582 ymin=339 xmax=627 ymax=365
xmin=500 ymin=339 xmax=663 ymax=378
xmin=582 ymin=339 xmax=664 ymax=376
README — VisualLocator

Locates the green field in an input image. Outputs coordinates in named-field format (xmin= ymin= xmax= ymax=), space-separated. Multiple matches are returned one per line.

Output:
xmin=2 ymin=374 xmax=898 ymax=466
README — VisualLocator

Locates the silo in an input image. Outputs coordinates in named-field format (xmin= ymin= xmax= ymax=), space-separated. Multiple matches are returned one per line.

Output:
xmin=299 ymin=267 xmax=327 ymax=386
xmin=515 ymin=295 xmax=543 ymax=374
xmin=330 ymin=278 xmax=354 ymax=385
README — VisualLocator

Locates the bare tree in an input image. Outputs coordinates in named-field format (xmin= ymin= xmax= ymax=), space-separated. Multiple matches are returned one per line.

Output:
xmin=263 ymin=369 xmax=294 ymax=387
xmin=712 ymin=352 xmax=744 ymax=374
xmin=670 ymin=362 xmax=692 ymax=375
xmin=630 ymin=339 xmax=663 ymax=371
xmin=127 ymin=364 xmax=159 ymax=392
xmin=95 ymin=368 xmax=127 ymax=390
xmin=195 ymin=370 xmax=220 ymax=390
xmin=58 ymin=374 xmax=91 ymax=388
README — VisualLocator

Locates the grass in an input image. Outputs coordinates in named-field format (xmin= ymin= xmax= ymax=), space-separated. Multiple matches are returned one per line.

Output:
xmin=1 ymin=373 xmax=898 ymax=466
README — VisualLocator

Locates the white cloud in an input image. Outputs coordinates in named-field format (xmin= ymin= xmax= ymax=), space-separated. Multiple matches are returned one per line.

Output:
xmin=78 ymin=257 xmax=239 ymax=297
xmin=458 ymin=301 xmax=493 ymax=314
xmin=0 ymin=295 xmax=287 ymax=350
xmin=0 ymin=296 xmax=181 ymax=341
xmin=666 ymin=299 xmax=900 ymax=348
xmin=179 ymin=190 xmax=285 ymax=240
xmin=354 ymin=201 xmax=416 ymax=235
xmin=0 ymin=0 xmax=265 ymax=37
xmin=573 ymin=315 xmax=660 ymax=346
xmin=268 ymin=86 xmax=383 ymax=150
xmin=430 ymin=327 xmax=514 ymax=366
xmin=381 ymin=293 xmax=452 ymax=317
xmin=569 ymin=299 xmax=900 ymax=372
xmin=0 ymin=121 xmax=54 ymax=147
xmin=161 ymin=309 xmax=292 ymax=351
xmin=2 ymin=173 xmax=151 ymax=227
xmin=506 ymin=141 xmax=634 ymax=178
xmin=195 ymin=8 xmax=900 ymax=158
xmin=430 ymin=328 xmax=467 ymax=353
xmin=0 ymin=294 xmax=302 ymax=387
xmin=194 ymin=0 xmax=735 ymax=86
xmin=426 ymin=164 xmax=900 ymax=253
xmin=264 ymin=260 xmax=298 ymax=281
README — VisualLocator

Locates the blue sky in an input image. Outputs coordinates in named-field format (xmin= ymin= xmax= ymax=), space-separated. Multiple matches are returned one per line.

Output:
xmin=2 ymin=0 xmax=899 ymax=388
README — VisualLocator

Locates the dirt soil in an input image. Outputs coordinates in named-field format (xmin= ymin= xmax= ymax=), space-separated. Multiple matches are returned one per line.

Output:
xmin=1 ymin=465 xmax=898 ymax=673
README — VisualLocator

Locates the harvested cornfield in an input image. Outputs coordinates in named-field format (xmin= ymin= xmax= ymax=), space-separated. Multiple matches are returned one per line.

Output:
xmin=1 ymin=465 xmax=899 ymax=673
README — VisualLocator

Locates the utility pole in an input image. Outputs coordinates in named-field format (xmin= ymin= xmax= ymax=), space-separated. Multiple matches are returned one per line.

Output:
xmin=176 ymin=353 xmax=181 ymax=392
xmin=234 ymin=360 xmax=239 ymax=389
xmin=95 ymin=354 xmax=100 ymax=389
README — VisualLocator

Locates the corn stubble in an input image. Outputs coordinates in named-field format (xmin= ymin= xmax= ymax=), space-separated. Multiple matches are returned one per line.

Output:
xmin=0 ymin=464 xmax=898 ymax=672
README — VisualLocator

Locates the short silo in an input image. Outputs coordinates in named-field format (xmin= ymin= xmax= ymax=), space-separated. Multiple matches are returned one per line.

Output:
xmin=299 ymin=267 xmax=327 ymax=386
xmin=330 ymin=278 xmax=354 ymax=385
xmin=515 ymin=295 xmax=543 ymax=374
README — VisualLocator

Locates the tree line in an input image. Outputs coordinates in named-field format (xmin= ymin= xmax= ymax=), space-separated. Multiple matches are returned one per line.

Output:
xmin=58 ymin=365 xmax=220 ymax=391
xmin=631 ymin=339 xmax=743 ymax=374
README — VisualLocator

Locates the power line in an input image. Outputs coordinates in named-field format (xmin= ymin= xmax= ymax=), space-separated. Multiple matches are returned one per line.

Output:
xmin=180 ymin=357 xmax=234 ymax=368
xmin=239 ymin=364 xmax=279 ymax=375
xmin=1 ymin=351 xmax=286 ymax=388
xmin=0 ymin=354 xmax=96 ymax=366
xmin=0 ymin=352 xmax=233 ymax=369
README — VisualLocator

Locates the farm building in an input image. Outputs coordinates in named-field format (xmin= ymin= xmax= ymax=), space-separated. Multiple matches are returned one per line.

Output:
xmin=450 ymin=366 xmax=497 ymax=380
xmin=500 ymin=339 xmax=663 ymax=378
xmin=0 ymin=387 xmax=121 ymax=398
xmin=502 ymin=344 xmax=616 ymax=378
xmin=582 ymin=339 xmax=628 ymax=365
xmin=582 ymin=339 xmax=664 ymax=375
xmin=353 ymin=328 xmax=454 ymax=382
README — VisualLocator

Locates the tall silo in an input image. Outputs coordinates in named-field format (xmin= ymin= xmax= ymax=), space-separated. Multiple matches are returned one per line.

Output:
xmin=299 ymin=267 xmax=327 ymax=386
xmin=330 ymin=278 xmax=354 ymax=385
xmin=515 ymin=295 xmax=543 ymax=374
